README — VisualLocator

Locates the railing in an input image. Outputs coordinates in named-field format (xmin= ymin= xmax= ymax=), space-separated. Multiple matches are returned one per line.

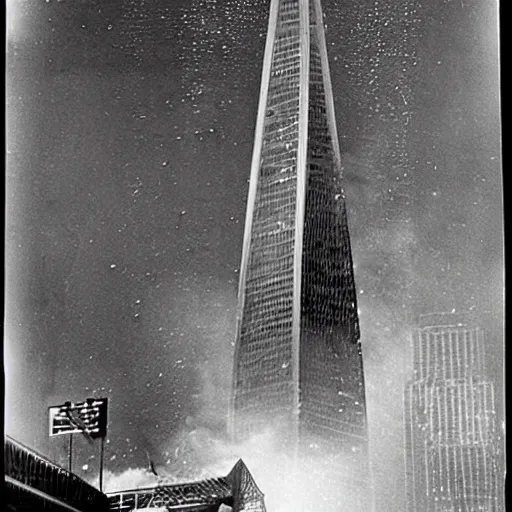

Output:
xmin=4 ymin=435 xmax=109 ymax=512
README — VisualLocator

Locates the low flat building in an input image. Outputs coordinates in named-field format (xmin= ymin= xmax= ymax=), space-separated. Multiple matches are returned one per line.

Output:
xmin=106 ymin=459 xmax=266 ymax=512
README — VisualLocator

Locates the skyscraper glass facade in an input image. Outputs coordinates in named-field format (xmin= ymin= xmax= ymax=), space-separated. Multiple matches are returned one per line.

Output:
xmin=231 ymin=0 xmax=369 ymax=507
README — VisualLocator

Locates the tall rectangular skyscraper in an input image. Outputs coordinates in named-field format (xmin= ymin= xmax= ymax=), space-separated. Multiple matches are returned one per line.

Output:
xmin=404 ymin=313 xmax=501 ymax=512
xmin=230 ymin=0 xmax=369 ymax=508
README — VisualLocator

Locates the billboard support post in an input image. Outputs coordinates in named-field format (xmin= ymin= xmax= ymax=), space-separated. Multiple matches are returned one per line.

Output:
xmin=68 ymin=434 xmax=73 ymax=473
xmin=99 ymin=436 xmax=105 ymax=492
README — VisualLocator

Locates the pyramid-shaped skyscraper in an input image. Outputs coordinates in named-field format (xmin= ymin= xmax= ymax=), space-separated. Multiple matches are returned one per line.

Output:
xmin=230 ymin=0 xmax=370 ymax=508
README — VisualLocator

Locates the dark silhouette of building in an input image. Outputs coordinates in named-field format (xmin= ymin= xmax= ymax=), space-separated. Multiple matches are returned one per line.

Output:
xmin=229 ymin=0 xmax=370 ymax=509
xmin=404 ymin=313 xmax=501 ymax=512
xmin=4 ymin=436 xmax=109 ymax=512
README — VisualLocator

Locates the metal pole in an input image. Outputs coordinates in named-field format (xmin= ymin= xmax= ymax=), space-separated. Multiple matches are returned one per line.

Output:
xmin=99 ymin=437 xmax=105 ymax=492
xmin=68 ymin=434 xmax=73 ymax=473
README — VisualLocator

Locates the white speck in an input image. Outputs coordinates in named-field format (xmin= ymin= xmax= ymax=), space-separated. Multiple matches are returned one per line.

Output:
xmin=107 ymin=24 xmax=113 ymax=30
xmin=135 ymin=299 xmax=141 ymax=304
xmin=82 ymin=464 xmax=89 ymax=471
xmin=110 ymin=264 xmax=117 ymax=269
xmin=180 ymin=211 xmax=186 ymax=215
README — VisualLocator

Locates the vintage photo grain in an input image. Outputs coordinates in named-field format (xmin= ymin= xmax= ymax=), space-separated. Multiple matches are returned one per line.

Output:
xmin=5 ymin=1 xmax=503 ymax=511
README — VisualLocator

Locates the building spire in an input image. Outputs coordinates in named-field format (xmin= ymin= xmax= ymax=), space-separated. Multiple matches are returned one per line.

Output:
xmin=230 ymin=1 xmax=370 ymax=509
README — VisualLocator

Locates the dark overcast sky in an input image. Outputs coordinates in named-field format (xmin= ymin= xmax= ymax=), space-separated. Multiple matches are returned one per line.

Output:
xmin=5 ymin=0 xmax=502 ymax=510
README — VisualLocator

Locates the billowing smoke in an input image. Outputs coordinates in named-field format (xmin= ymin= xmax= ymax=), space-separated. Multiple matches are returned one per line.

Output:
xmin=359 ymin=298 xmax=412 ymax=512
xmin=98 ymin=423 xmax=367 ymax=512
xmin=90 ymin=467 xmax=158 ymax=493
xmin=89 ymin=278 xmax=373 ymax=512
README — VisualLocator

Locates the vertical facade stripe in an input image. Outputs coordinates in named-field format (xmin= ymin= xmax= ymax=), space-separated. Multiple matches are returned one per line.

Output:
xmin=312 ymin=0 xmax=342 ymax=169
xmin=230 ymin=0 xmax=280 ymax=439
xmin=292 ymin=0 xmax=310 ymax=438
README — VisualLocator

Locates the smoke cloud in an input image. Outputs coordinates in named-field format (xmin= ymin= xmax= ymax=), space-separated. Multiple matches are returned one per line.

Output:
xmin=87 ymin=279 xmax=374 ymax=512
xmin=97 ymin=424 xmax=367 ymax=512
xmin=91 ymin=467 xmax=158 ymax=493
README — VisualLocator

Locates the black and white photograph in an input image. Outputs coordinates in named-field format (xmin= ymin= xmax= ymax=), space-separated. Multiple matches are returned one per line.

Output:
xmin=4 ymin=1 xmax=504 ymax=511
